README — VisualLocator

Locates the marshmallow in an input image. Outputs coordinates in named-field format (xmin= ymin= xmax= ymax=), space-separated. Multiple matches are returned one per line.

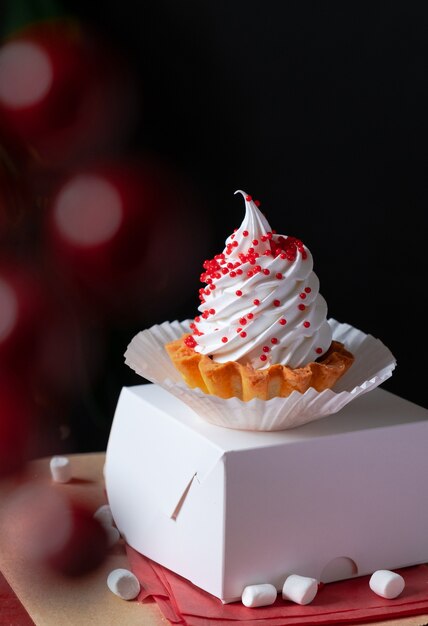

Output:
xmin=282 ymin=574 xmax=318 ymax=605
xmin=107 ymin=568 xmax=140 ymax=600
xmin=49 ymin=456 xmax=72 ymax=483
xmin=241 ymin=583 xmax=277 ymax=607
xmin=106 ymin=525 xmax=121 ymax=548
xmin=93 ymin=504 xmax=114 ymax=529
xmin=369 ymin=570 xmax=405 ymax=599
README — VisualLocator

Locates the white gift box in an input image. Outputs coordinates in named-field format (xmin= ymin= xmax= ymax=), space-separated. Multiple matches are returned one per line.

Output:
xmin=105 ymin=383 xmax=428 ymax=603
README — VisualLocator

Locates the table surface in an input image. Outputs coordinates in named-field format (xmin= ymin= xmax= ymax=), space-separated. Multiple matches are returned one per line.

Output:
xmin=0 ymin=452 xmax=427 ymax=626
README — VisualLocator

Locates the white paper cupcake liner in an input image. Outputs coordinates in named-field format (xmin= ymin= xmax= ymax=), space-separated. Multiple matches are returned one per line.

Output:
xmin=124 ymin=319 xmax=396 ymax=431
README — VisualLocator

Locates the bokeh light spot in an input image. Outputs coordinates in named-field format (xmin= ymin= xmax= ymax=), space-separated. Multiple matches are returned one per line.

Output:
xmin=0 ymin=277 xmax=18 ymax=343
xmin=0 ymin=41 xmax=53 ymax=108
xmin=54 ymin=175 xmax=123 ymax=247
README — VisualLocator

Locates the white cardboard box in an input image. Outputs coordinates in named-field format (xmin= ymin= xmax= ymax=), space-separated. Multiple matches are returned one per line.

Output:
xmin=105 ymin=384 xmax=428 ymax=603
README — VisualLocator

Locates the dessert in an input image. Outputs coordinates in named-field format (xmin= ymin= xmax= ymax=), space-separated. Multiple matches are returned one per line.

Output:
xmin=166 ymin=190 xmax=354 ymax=401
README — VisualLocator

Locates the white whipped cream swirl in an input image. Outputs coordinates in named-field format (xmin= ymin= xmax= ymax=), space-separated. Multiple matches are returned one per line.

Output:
xmin=190 ymin=191 xmax=332 ymax=369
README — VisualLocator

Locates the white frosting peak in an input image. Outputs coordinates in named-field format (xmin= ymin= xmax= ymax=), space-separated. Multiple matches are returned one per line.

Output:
xmin=189 ymin=192 xmax=332 ymax=369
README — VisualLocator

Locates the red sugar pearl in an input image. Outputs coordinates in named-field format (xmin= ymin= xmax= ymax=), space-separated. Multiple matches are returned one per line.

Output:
xmin=273 ymin=299 xmax=281 ymax=307
xmin=276 ymin=273 xmax=283 ymax=280
xmin=221 ymin=336 xmax=228 ymax=343
xmin=243 ymin=230 xmax=249 ymax=236
xmin=240 ymin=331 xmax=247 ymax=338
xmin=210 ymin=284 xmax=216 ymax=290
xmin=245 ymin=195 xmax=252 ymax=201
xmin=247 ymin=313 xmax=254 ymax=319
xmin=299 ymin=293 xmax=306 ymax=299
xmin=253 ymin=299 xmax=260 ymax=305
xmin=185 ymin=336 xmax=197 ymax=348
xmin=298 ymin=304 xmax=305 ymax=311
xmin=236 ymin=328 xmax=242 ymax=333
xmin=305 ymin=287 xmax=312 ymax=293
xmin=236 ymin=290 xmax=243 ymax=296
xmin=252 ymin=239 xmax=258 ymax=246
xmin=255 ymin=200 xmax=261 ymax=206
xmin=236 ymin=269 xmax=243 ymax=275
xmin=303 ymin=321 xmax=311 ymax=328
xmin=247 ymin=270 xmax=254 ymax=277
xmin=264 ymin=250 xmax=272 ymax=256
xmin=263 ymin=269 xmax=270 ymax=275
xmin=260 ymin=354 xmax=267 ymax=362
xmin=239 ymin=317 xmax=247 ymax=325
xmin=271 ymin=337 xmax=279 ymax=344
xmin=315 ymin=347 xmax=323 ymax=354
xmin=279 ymin=318 xmax=287 ymax=325
xmin=263 ymin=346 xmax=270 ymax=353
xmin=230 ymin=271 xmax=236 ymax=277
xmin=209 ymin=309 xmax=215 ymax=314
xmin=232 ymin=240 xmax=238 ymax=247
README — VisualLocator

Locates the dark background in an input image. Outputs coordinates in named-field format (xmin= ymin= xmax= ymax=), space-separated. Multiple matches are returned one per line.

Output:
xmin=2 ymin=1 xmax=428 ymax=455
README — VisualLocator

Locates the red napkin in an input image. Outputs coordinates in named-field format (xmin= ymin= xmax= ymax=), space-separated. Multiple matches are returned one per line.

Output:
xmin=126 ymin=546 xmax=428 ymax=625
xmin=0 ymin=571 xmax=34 ymax=626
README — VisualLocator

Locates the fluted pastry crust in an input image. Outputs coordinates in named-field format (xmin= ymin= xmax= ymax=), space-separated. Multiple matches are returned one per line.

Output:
xmin=165 ymin=334 xmax=354 ymax=401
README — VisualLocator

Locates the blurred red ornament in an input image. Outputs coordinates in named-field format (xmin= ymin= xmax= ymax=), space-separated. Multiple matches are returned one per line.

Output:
xmin=3 ymin=485 xmax=108 ymax=576
xmin=46 ymin=503 xmax=108 ymax=577
xmin=0 ymin=20 xmax=137 ymax=172
xmin=47 ymin=161 xmax=159 ymax=310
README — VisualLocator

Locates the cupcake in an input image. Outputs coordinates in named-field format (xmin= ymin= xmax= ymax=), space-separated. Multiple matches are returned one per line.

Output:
xmin=165 ymin=191 xmax=354 ymax=401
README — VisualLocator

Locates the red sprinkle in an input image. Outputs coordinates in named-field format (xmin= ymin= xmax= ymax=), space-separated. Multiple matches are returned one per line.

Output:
xmin=245 ymin=195 xmax=252 ymax=201
xmin=279 ymin=318 xmax=287 ymax=325
xmin=299 ymin=293 xmax=307 ymax=299
xmin=237 ymin=328 xmax=242 ymax=333
xmin=253 ymin=299 xmax=260 ymax=305
xmin=236 ymin=290 xmax=243 ymax=296
xmin=185 ymin=336 xmax=197 ymax=348
xmin=247 ymin=313 xmax=254 ymax=319
xmin=315 ymin=347 xmax=323 ymax=354
xmin=263 ymin=346 xmax=270 ymax=352
xmin=239 ymin=317 xmax=247 ymax=325
xmin=260 ymin=354 xmax=267 ymax=362
xmin=273 ymin=299 xmax=281 ymax=307
xmin=263 ymin=269 xmax=270 ymax=275
xmin=209 ymin=309 xmax=215 ymax=314
xmin=298 ymin=304 xmax=306 ymax=311
xmin=303 ymin=321 xmax=311 ymax=328
xmin=305 ymin=287 xmax=312 ymax=293
xmin=243 ymin=230 xmax=249 ymax=237
xmin=240 ymin=331 xmax=247 ymax=338
xmin=252 ymin=239 xmax=258 ymax=246
xmin=271 ymin=337 xmax=279 ymax=344
xmin=221 ymin=336 xmax=228 ymax=343
xmin=276 ymin=273 xmax=283 ymax=280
